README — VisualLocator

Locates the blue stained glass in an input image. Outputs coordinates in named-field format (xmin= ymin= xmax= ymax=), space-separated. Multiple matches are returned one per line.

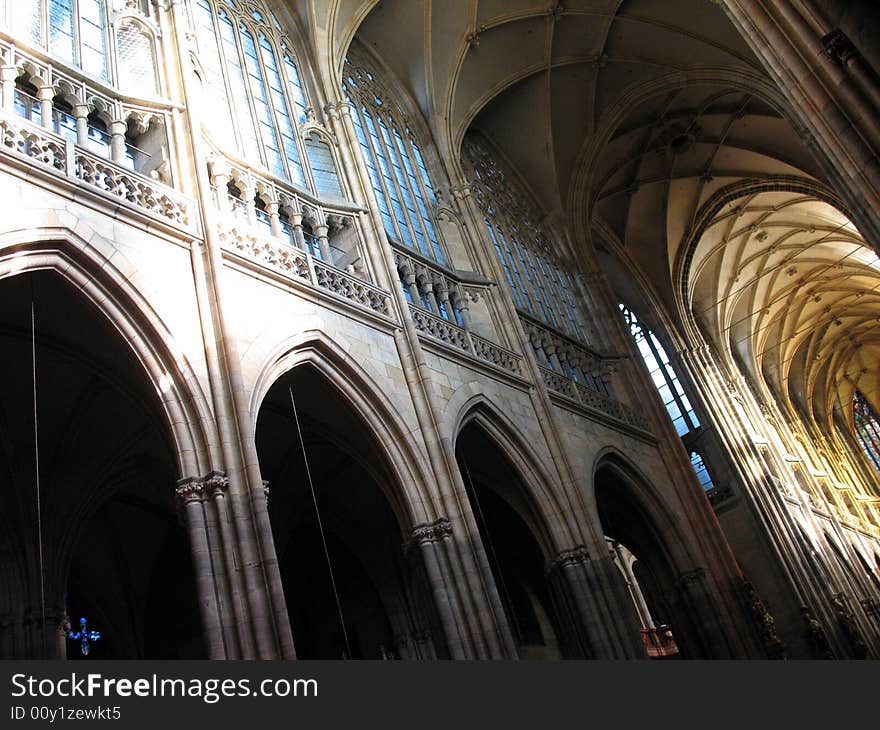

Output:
xmin=305 ymin=135 xmax=342 ymax=197
xmin=259 ymin=34 xmax=306 ymax=186
xmin=284 ymin=55 xmax=309 ymax=123
xmin=690 ymin=451 xmax=715 ymax=491
xmin=11 ymin=0 xmax=41 ymax=46
xmin=218 ymin=11 xmax=260 ymax=160
xmin=48 ymin=0 xmax=75 ymax=64
xmin=194 ymin=0 xmax=235 ymax=145
xmin=854 ymin=391 xmax=880 ymax=472
xmin=79 ymin=0 xmax=107 ymax=80
xmin=620 ymin=304 xmax=700 ymax=434
xmin=240 ymin=25 xmax=284 ymax=176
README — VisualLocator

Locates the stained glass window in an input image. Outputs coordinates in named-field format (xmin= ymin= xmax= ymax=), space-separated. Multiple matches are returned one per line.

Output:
xmin=193 ymin=0 xmax=336 ymax=195
xmin=344 ymin=49 xmax=445 ymax=264
xmin=854 ymin=390 xmax=880 ymax=472
xmin=116 ymin=20 xmax=156 ymax=94
xmin=690 ymin=451 xmax=715 ymax=491
xmin=462 ymin=133 xmax=590 ymax=344
xmin=620 ymin=304 xmax=700 ymax=436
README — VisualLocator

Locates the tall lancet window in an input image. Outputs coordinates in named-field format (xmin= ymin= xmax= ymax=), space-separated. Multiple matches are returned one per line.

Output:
xmin=343 ymin=48 xmax=445 ymax=264
xmin=854 ymin=391 xmax=880 ymax=472
xmin=192 ymin=0 xmax=341 ymax=196
xmin=690 ymin=451 xmax=715 ymax=491
xmin=462 ymin=133 xmax=590 ymax=344
xmin=4 ymin=0 xmax=109 ymax=81
xmin=619 ymin=303 xmax=700 ymax=437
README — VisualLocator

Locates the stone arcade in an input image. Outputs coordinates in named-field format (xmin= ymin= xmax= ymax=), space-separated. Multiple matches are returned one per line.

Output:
xmin=0 ymin=0 xmax=878 ymax=660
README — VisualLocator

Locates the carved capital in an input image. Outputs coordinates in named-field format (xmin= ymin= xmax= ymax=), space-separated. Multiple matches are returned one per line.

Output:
xmin=409 ymin=517 xmax=453 ymax=546
xmin=175 ymin=481 xmax=207 ymax=505
xmin=551 ymin=545 xmax=591 ymax=570
xmin=821 ymin=29 xmax=859 ymax=66
xmin=177 ymin=471 xmax=228 ymax=505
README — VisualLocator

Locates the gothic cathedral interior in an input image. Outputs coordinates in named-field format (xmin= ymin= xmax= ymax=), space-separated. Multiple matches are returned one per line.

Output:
xmin=0 ymin=0 xmax=879 ymax=660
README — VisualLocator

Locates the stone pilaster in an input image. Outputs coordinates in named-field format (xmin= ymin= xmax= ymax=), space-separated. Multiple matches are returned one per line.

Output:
xmin=547 ymin=545 xmax=646 ymax=659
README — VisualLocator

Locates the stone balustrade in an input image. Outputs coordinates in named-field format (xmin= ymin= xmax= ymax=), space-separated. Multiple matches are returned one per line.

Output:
xmin=218 ymin=221 xmax=393 ymax=318
xmin=409 ymin=303 xmax=523 ymax=376
xmin=540 ymin=366 xmax=652 ymax=435
xmin=521 ymin=313 xmax=614 ymax=395
xmin=0 ymin=111 xmax=191 ymax=228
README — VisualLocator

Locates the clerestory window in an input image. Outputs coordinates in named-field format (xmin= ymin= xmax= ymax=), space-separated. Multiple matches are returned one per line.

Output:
xmin=193 ymin=0 xmax=342 ymax=199
xmin=2 ymin=1 xmax=158 ymax=95
xmin=462 ymin=133 xmax=590 ymax=344
xmin=854 ymin=390 xmax=880 ymax=473
xmin=619 ymin=303 xmax=700 ymax=437
xmin=690 ymin=451 xmax=715 ymax=491
xmin=343 ymin=47 xmax=445 ymax=265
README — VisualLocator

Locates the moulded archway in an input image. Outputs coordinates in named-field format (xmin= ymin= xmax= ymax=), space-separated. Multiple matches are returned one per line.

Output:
xmin=593 ymin=454 xmax=718 ymax=659
xmin=0 ymin=269 xmax=205 ymax=658
xmin=454 ymin=415 xmax=569 ymax=659
xmin=255 ymin=362 xmax=444 ymax=659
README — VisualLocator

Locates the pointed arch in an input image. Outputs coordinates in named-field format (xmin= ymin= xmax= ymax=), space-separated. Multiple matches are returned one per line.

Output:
xmin=449 ymin=392 xmax=579 ymax=558
xmin=249 ymin=329 xmax=434 ymax=527
xmin=0 ymin=227 xmax=219 ymax=481
xmin=590 ymin=448 xmax=697 ymax=572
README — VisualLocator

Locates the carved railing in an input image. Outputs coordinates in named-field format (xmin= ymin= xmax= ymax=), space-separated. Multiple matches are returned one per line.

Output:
xmin=540 ymin=366 xmax=652 ymax=434
xmin=410 ymin=305 xmax=469 ymax=350
xmin=521 ymin=313 xmax=613 ymax=394
xmin=313 ymin=258 xmax=393 ymax=316
xmin=75 ymin=147 xmax=189 ymax=226
xmin=0 ymin=111 xmax=191 ymax=228
xmin=218 ymin=222 xmax=310 ymax=281
xmin=218 ymin=221 xmax=393 ymax=318
xmin=409 ymin=304 xmax=523 ymax=376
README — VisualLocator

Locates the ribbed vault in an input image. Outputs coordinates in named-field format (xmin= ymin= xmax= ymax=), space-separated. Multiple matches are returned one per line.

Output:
xmin=280 ymin=0 xmax=880 ymax=445
xmin=688 ymin=189 xmax=880 ymax=430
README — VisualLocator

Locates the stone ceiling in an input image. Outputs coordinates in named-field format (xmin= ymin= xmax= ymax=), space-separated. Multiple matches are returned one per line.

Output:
xmin=275 ymin=0 xmax=880 ymax=428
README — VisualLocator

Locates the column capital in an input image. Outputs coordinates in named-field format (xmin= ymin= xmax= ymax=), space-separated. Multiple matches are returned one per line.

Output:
xmin=821 ymin=28 xmax=859 ymax=67
xmin=550 ymin=545 xmax=591 ymax=570
xmin=409 ymin=517 xmax=453 ymax=546
xmin=176 ymin=471 xmax=229 ymax=504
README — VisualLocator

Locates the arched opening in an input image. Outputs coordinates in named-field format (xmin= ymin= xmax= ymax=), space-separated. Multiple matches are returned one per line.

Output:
xmin=255 ymin=364 xmax=440 ymax=659
xmin=0 ymin=270 xmax=204 ymax=659
xmin=595 ymin=462 xmax=706 ymax=659
xmin=455 ymin=420 xmax=564 ymax=659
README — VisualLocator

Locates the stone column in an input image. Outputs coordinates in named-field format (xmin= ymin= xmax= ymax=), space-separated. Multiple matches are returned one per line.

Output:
xmin=265 ymin=200 xmax=282 ymax=237
xmin=242 ymin=185 xmax=257 ymax=226
xmin=314 ymin=223 xmax=332 ymax=261
xmin=249 ymin=480 xmax=297 ymax=659
xmin=73 ymin=104 xmax=90 ymax=147
xmin=408 ymin=518 xmax=472 ymax=660
xmin=675 ymin=568 xmax=736 ymax=658
xmin=176 ymin=476 xmax=227 ymax=659
xmin=450 ymin=286 xmax=470 ymax=329
xmin=1 ymin=65 xmax=17 ymax=111
xmin=109 ymin=119 xmax=128 ymax=164
xmin=38 ymin=86 xmax=54 ymax=131
xmin=548 ymin=545 xmax=647 ymax=659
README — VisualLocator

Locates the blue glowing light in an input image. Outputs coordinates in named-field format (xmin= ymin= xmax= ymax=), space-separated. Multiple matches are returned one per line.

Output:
xmin=66 ymin=617 xmax=101 ymax=656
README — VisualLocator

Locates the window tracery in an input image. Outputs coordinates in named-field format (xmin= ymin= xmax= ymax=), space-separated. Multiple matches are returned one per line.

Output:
xmin=343 ymin=46 xmax=444 ymax=265
xmin=193 ymin=0 xmax=341 ymax=199
xmin=462 ymin=133 xmax=590 ymax=345
xmin=1 ymin=1 xmax=159 ymax=95
xmin=853 ymin=390 xmax=880 ymax=473
xmin=619 ymin=303 xmax=699 ymax=437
